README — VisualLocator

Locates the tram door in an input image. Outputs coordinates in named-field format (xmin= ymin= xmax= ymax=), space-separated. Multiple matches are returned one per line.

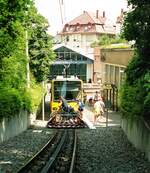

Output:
xmin=102 ymin=83 xmax=118 ymax=111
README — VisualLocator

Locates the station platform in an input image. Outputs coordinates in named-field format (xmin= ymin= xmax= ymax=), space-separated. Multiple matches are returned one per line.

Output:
xmin=34 ymin=104 xmax=121 ymax=129
xmin=36 ymin=92 xmax=121 ymax=129
xmin=82 ymin=104 xmax=121 ymax=129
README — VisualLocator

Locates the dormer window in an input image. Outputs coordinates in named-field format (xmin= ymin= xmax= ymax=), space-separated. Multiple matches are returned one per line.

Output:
xmin=76 ymin=25 xmax=80 ymax=30
xmin=66 ymin=26 xmax=69 ymax=31
xmin=76 ymin=23 xmax=80 ymax=31
xmin=87 ymin=22 xmax=92 ymax=29
xmin=84 ymin=26 xmax=88 ymax=31
xmin=88 ymin=25 xmax=92 ymax=29
xmin=70 ymin=27 xmax=74 ymax=31
xmin=65 ymin=24 xmax=69 ymax=32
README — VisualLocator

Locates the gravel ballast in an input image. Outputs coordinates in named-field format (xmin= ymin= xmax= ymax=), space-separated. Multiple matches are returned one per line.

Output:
xmin=0 ymin=125 xmax=149 ymax=173
xmin=0 ymin=126 xmax=56 ymax=173
xmin=76 ymin=127 xmax=150 ymax=173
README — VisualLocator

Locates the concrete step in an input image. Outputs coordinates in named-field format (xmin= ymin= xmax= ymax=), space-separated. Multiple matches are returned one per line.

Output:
xmin=83 ymin=83 xmax=100 ymax=87
xmin=83 ymin=83 xmax=102 ymax=95
xmin=84 ymin=90 xmax=100 ymax=93
xmin=83 ymin=87 xmax=101 ymax=90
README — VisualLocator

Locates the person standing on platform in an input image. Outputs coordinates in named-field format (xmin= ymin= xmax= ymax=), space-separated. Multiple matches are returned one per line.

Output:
xmin=94 ymin=91 xmax=101 ymax=102
xmin=83 ymin=90 xmax=87 ymax=104
xmin=77 ymin=100 xmax=84 ymax=119
xmin=93 ymin=97 xmax=105 ymax=124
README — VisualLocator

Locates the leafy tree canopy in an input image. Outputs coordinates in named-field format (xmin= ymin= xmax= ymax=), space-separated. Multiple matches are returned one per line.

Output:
xmin=91 ymin=34 xmax=127 ymax=48
xmin=123 ymin=0 xmax=150 ymax=82
xmin=0 ymin=0 xmax=55 ymax=118
xmin=27 ymin=5 xmax=55 ymax=82
xmin=0 ymin=0 xmax=32 ymax=58
xmin=120 ymin=0 xmax=150 ymax=120
xmin=0 ymin=0 xmax=32 ymax=88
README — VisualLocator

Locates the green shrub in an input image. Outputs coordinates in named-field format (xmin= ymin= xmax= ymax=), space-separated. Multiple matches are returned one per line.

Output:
xmin=120 ymin=81 xmax=144 ymax=118
xmin=0 ymin=86 xmax=32 ymax=120
xmin=0 ymin=83 xmax=44 ymax=120
xmin=20 ymin=90 xmax=31 ymax=111
xmin=27 ymin=83 xmax=43 ymax=113
xmin=143 ymin=72 xmax=150 ymax=119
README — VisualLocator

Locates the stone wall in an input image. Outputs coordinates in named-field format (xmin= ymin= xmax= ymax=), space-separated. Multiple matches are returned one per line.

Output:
xmin=101 ymin=48 xmax=134 ymax=66
xmin=0 ymin=111 xmax=30 ymax=143
xmin=93 ymin=47 xmax=134 ymax=84
xmin=121 ymin=118 xmax=150 ymax=162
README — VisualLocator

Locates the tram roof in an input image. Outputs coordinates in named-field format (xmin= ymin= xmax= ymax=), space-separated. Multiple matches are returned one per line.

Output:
xmin=53 ymin=44 xmax=94 ymax=61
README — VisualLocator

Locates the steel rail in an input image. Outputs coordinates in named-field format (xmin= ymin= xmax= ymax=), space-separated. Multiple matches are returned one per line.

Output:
xmin=16 ymin=131 xmax=60 ymax=173
xmin=69 ymin=130 xmax=77 ymax=173
xmin=40 ymin=130 xmax=67 ymax=173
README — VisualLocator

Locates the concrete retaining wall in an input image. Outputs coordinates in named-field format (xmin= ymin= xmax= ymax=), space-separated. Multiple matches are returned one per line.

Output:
xmin=0 ymin=110 xmax=30 ymax=143
xmin=121 ymin=118 xmax=150 ymax=162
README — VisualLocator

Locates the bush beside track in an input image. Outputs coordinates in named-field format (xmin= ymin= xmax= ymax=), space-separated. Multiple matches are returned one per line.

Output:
xmin=0 ymin=83 xmax=43 ymax=120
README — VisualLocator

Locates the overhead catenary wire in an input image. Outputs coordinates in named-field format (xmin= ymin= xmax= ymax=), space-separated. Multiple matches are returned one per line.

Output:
xmin=59 ymin=0 xmax=64 ymax=25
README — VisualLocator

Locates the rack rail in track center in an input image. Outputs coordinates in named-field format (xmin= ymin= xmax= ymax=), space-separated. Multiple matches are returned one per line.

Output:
xmin=47 ymin=112 xmax=88 ymax=128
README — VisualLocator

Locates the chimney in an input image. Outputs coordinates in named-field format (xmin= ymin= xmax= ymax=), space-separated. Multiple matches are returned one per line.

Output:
xmin=121 ymin=8 xmax=124 ymax=15
xmin=103 ymin=11 xmax=105 ymax=18
xmin=96 ymin=10 xmax=99 ymax=18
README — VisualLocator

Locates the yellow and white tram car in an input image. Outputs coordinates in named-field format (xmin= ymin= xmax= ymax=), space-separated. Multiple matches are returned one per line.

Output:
xmin=50 ymin=76 xmax=83 ymax=113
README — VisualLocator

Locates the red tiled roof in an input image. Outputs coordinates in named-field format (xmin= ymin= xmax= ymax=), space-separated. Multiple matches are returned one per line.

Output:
xmin=60 ymin=11 xmax=116 ymax=34
xmin=116 ymin=15 xmax=123 ymax=24
xmin=68 ymin=11 xmax=95 ymax=25
xmin=67 ymin=11 xmax=106 ymax=26
xmin=116 ymin=9 xmax=124 ymax=24
xmin=87 ymin=11 xmax=106 ymax=24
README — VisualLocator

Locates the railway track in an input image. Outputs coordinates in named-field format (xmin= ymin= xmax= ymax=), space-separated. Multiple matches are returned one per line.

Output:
xmin=47 ymin=112 xmax=87 ymax=128
xmin=17 ymin=130 xmax=77 ymax=173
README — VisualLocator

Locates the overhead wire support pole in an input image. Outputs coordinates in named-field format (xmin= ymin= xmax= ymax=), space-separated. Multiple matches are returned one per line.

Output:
xmin=25 ymin=9 xmax=30 ymax=88
xmin=26 ymin=30 xmax=30 ymax=88
xmin=59 ymin=0 xmax=64 ymax=26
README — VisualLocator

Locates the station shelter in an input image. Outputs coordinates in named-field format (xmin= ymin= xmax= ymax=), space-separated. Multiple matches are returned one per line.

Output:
xmin=49 ymin=44 xmax=94 ymax=82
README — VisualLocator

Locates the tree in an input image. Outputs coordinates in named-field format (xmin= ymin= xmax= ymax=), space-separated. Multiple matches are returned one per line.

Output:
xmin=121 ymin=0 xmax=150 ymax=119
xmin=0 ymin=0 xmax=55 ymax=118
xmin=27 ymin=5 xmax=55 ymax=82
xmin=123 ymin=0 xmax=150 ymax=81
xmin=0 ymin=0 xmax=32 ymax=118
xmin=0 ymin=0 xmax=32 ymax=88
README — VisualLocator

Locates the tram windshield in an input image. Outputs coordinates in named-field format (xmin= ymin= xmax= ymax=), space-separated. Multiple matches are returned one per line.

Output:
xmin=53 ymin=81 xmax=82 ymax=101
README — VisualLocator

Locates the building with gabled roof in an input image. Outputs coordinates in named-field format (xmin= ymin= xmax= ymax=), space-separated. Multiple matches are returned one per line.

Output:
xmin=51 ymin=10 xmax=126 ymax=83
xmin=57 ymin=10 xmax=116 ymax=50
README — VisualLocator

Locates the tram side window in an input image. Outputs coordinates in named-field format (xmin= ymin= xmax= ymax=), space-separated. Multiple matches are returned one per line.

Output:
xmin=54 ymin=86 xmax=61 ymax=100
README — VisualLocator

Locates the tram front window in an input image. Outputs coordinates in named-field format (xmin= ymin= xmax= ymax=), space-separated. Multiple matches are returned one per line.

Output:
xmin=53 ymin=81 xmax=81 ymax=101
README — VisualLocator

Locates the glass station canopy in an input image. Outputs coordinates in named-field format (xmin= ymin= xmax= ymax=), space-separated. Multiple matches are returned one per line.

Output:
xmin=49 ymin=46 xmax=93 ymax=81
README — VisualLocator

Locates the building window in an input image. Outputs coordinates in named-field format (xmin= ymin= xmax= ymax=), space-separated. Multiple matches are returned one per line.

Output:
xmin=115 ymin=66 xmax=119 ymax=87
xmin=66 ymin=36 xmax=69 ymax=42
xmin=120 ymin=67 xmax=125 ymax=85
xmin=105 ymin=64 xmax=126 ymax=88
xmin=110 ymin=65 xmax=114 ymax=83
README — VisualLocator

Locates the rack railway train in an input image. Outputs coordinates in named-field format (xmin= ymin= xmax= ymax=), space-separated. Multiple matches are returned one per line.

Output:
xmin=47 ymin=76 xmax=87 ymax=128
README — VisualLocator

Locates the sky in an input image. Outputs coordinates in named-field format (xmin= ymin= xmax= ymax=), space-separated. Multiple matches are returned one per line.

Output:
xmin=35 ymin=0 xmax=128 ymax=35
